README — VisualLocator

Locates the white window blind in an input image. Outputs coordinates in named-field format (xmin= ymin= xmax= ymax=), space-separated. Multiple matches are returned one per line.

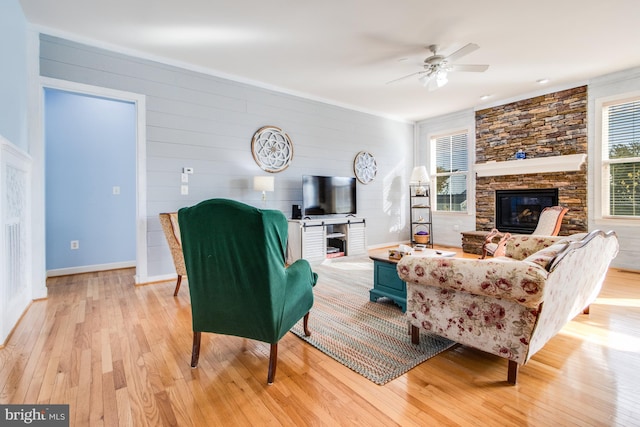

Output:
xmin=433 ymin=132 xmax=468 ymax=212
xmin=603 ymin=99 xmax=640 ymax=217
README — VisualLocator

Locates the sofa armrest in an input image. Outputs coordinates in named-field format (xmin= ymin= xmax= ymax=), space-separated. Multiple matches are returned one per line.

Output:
xmin=397 ymin=256 xmax=549 ymax=309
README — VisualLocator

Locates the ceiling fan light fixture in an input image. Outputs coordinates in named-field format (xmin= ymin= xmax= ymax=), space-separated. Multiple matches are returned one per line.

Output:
xmin=387 ymin=42 xmax=487 ymax=90
xmin=436 ymin=69 xmax=448 ymax=88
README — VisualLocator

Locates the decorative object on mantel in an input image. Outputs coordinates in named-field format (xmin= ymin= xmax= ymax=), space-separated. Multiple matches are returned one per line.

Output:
xmin=410 ymin=165 xmax=430 ymax=196
xmin=251 ymin=126 xmax=293 ymax=173
xmin=353 ymin=151 xmax=377 ymax=184
xmin=516 ymin=149 xmax=526 ymax=160
xmin=474 ymin=153 xmax=586 ymax=177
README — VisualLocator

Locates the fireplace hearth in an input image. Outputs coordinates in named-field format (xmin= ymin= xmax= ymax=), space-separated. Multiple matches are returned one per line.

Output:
xmin=495 ymin=189 xmax=559 ymax=234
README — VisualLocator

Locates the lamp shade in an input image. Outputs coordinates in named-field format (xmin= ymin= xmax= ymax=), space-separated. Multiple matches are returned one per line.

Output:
xmin=410 ymin=166 xmax=430 ymax=184
xmin=253 ymin=176 xmax=274 ymax=192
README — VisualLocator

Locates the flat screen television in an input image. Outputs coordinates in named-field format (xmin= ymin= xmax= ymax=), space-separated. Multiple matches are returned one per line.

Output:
xmin=302 ymin=175 xmax=356 ymax=216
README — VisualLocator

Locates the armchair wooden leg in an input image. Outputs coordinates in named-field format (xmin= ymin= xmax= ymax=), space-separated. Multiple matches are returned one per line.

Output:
xmin=191 ymin=331 xmax=201 ymax=368
xmin=267 ymin=343 xmax=278 ymax=384
xmin=507 ymin=360 xmax=518 ymax=385
xmin=410 ymin=324 xmax=420 ymax=345
xmin=173 ymin=275 xmax=183 ymax=296
xmin=303 ymin=312 xmax=311 ymax=336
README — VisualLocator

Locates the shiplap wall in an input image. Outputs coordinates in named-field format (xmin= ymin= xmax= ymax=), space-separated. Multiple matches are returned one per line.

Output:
xmin=39 ymin=35 xmax=414 ymax=280
xmin=416 ymin=109 xmax=476 ymax=247
xmin=587 ymin=66 xmax=640 ymax=270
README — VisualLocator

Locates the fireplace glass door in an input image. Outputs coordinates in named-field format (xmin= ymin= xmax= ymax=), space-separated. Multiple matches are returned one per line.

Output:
xmin=495 ymin=189 xmax=558 ymax=234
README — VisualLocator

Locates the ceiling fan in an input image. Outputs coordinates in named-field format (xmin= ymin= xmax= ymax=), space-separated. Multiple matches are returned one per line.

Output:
xmin=387 ymin=43 xmax=489 ymax=90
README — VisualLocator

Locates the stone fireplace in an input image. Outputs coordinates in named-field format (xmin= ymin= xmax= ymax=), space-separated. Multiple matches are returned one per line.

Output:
xmin=462 ymin=86 xmax=589 ymax=254
xmin=495 ymin=188 xmax=558 ymax=234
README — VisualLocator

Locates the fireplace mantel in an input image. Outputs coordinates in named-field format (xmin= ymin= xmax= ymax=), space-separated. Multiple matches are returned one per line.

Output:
xmin=474 ymin=154 xmax=586 ymax=177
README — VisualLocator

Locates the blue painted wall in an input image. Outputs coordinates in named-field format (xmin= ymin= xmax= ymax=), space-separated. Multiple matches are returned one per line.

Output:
xmin=45 ymin=89 xmax=136 ymax=270
xmin=0 ymin=0 xmax=28 ymax=149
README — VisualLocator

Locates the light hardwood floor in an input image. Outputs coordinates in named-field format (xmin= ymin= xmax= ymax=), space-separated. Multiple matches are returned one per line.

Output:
xmin=1 ymin=248 xmax=639 ymax=426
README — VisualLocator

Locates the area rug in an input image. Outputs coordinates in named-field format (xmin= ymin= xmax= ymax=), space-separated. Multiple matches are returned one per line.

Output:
xmin=290 ymin=255 xmax=455 ymax=385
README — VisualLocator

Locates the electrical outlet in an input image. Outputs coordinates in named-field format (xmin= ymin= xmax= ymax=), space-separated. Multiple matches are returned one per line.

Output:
xmin=112 ymin=186 xmax=120 ymax=195
xmin=70 ymin=240 xmax=79 ymax=250
xmin=181 ymin=185 xmax=189 ymax=195
xmin=453 ymin=224 xmax=459 ymax=231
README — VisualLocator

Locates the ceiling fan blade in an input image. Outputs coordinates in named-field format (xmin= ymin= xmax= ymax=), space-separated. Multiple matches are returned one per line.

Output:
xmin=385 ymin=71 xmax=425 ymax=85
xmin=445 ymin=43 xmax=480 ymax=63
xmin=449 ymin=64 xmax=489 ymax=73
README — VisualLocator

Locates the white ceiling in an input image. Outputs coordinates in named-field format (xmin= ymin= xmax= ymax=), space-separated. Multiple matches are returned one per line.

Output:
xmin=19 ymin=0 xmax=640 ymax=122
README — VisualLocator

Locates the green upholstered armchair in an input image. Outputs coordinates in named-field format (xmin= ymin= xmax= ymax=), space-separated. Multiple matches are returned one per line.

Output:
xmin=178 ymin=198 xmax=317 ymax=384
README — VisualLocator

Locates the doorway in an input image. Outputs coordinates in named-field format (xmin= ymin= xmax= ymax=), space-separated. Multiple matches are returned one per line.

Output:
xmin=41 ymin=79 xmax=147 ymax=282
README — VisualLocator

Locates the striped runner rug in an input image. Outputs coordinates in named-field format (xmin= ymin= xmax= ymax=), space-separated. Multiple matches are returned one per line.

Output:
xmin=290 ymin=255 xmax=455 ymax=385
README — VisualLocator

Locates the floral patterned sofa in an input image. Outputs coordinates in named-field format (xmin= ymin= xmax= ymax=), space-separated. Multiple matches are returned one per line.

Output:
xmin=397 ymin=230 xmax=619 ymax=384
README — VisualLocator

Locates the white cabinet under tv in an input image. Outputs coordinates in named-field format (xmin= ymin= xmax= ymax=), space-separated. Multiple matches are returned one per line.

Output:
xmin=287 ymin=217 xmax=366 ymax=264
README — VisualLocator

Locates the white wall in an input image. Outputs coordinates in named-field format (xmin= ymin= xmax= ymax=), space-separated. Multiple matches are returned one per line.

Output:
xmin=37 ymin=34 xmax=415 ymax=282
xmin=0 ymin=0 xmax=32 ymax=344
xmin=588 ymin=66 xmax=640 ymax=270
xmin=416 ymin=109 xmax=477 ymax=247
xmin=0 ymin=0 xmax=29 ymax=150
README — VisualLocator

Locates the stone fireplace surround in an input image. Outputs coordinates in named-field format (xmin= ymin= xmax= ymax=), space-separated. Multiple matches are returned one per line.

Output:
xmin=462 ymin=86 xmax=589 ymax=254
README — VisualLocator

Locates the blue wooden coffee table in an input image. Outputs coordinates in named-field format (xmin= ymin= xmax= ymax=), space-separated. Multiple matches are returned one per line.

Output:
xmin=369 ymin=248 xmax=456 ymax=312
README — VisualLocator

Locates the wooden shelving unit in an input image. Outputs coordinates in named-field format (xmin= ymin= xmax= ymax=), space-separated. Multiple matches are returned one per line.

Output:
xmin=409 ymin=184 xmax=433 ymax=248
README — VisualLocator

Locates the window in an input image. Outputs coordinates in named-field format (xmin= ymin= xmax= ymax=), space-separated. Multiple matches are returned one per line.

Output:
xmin=602 ymin=98 xmax=640 ymax=217
xmin=432 ymin=131 xmax=468 ymax=212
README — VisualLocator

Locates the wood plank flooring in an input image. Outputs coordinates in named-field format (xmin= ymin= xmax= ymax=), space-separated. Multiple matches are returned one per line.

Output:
xmin=1 ymin=248 xmax=639 ymax=426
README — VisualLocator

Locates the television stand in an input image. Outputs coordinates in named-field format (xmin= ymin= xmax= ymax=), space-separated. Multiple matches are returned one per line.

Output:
xmin=287 ymin=217 xmax=366 ymax=264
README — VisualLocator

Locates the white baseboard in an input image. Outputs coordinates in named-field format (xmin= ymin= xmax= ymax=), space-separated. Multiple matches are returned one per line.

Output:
xmin=47 ymin=261 xmax=136 ymax=277
xmin=137 ymin=273 xmax=178 ymax=285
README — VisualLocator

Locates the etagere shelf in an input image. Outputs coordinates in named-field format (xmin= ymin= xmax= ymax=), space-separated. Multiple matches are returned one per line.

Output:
xmin=409 ymin=184 xmax=433 ymax=247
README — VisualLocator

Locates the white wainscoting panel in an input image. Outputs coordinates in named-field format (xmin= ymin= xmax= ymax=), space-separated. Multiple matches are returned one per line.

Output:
xmin=1 ymin=135 xmax=32 ymax=343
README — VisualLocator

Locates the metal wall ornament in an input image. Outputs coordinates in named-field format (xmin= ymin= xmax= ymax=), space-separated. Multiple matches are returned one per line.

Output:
xmin=251 ymin=126 xmax=294 ymax=173
xmin=353 ymin=151 xmax=377 ymax=184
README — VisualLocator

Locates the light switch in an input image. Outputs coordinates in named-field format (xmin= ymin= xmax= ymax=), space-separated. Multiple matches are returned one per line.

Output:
xmin=183 ymin=167 xmax=194 ymax=174
xmin=181 ymin=173 xmax=189 ymax=183
xmin=113 ymin=186 xmax=120 ymax=195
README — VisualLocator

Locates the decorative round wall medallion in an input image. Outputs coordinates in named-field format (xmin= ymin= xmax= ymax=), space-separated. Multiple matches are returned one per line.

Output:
xmin=353 ymin=151 xmax=377 ymax=184
xmin=251 ymin=126 xmax=293 ymax=173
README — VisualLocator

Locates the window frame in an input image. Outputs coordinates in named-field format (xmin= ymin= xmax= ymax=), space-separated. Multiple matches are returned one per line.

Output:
xmin=430 ymin=129 xmax=470 ymax=214
xmin=595 ymin=92 xmax=640 ymax=222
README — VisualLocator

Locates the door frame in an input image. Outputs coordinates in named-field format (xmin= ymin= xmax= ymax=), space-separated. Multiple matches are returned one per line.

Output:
xmin=39 ymin=77 xmax=148 ymax=284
